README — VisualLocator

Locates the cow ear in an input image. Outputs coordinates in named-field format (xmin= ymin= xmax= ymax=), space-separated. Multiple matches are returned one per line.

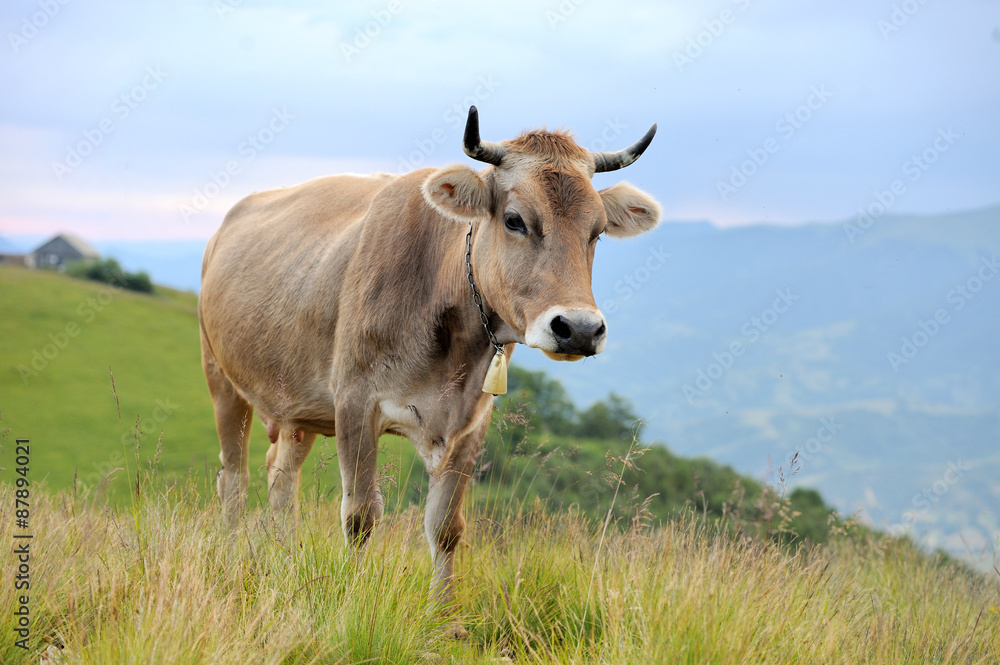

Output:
xmin=422 ymin=164 xmax=491 ymax=222
xmin=599 ymin=182 xmax=661 ymax=238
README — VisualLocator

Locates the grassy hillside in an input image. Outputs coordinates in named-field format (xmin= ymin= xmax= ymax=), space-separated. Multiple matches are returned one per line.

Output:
xmin=0 ymin=265 xmax=227 ymax=494
xmin=1 ymin=484 xmax=997 ymax=664
xmin=0 ymin=266 xmax=841 ymax=548
xmin=0 ymin=266 xmax=928 ymax=554
xmin=2 ymin=265 xmax=998 ymax=663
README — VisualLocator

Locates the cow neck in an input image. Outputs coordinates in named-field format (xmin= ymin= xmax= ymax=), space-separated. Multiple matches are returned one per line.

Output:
xmin=464 ymin=221 xmax=503 ymax=353
xmin=464 ymin=221 xmax=508 ymax=395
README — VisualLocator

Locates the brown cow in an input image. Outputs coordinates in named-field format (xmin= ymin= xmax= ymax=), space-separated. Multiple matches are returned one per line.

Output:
xmin=198 ymin=106 xmax=660 ymax=613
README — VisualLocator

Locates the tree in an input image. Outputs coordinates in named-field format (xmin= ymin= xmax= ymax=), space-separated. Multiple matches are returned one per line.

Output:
xmin=500 ymin=365 xmax=576 ymax=435
xmin=574 ymin=393 xmax=643 ymax=441
xmin=66 ymin=258 xmax=154 ymax=293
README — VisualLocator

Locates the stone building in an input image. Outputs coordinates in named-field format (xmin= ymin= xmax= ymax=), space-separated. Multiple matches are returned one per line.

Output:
xmin=30 ymin=233 xmax=100 ymax=270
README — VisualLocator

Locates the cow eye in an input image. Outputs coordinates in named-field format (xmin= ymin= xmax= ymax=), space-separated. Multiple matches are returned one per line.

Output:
xmin=503 ymin=212 xmax=528 ymax=235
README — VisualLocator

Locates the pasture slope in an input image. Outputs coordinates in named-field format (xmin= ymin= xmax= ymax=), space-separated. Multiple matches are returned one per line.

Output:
xmin=0 ymin=484 xmax=997 ymax=663
xmin=1 ymin=266 xmax=998 ymax=663
xmin=0 ymin=265 xmax=223 ymax=492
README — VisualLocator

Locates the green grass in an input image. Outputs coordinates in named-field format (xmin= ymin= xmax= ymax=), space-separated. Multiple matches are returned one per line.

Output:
xmin=2 ymin=266 xmax=999 ymax=663
xmin=1 ymin=478 xmax=997 ymax=664
xmin=0 ymin=265 xmax=226 ymax=495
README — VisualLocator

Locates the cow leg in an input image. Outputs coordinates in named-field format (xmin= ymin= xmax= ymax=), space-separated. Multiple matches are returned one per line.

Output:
xmin=266 ymin=428 xmax=317 ymax=515
xmin=202 ymin=335 xmax=253 ymax=528
xmin=424 ymin=421 xmax=488 ymax=610
xmin=335 ymin=398 xmax=383 ymax=546
xmin=425 ymin=461 xmax=473 ymax=601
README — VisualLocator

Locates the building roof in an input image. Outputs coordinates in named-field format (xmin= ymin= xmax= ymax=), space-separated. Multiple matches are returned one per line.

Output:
xmin=32 ymin=233 xmax=101 ymax=259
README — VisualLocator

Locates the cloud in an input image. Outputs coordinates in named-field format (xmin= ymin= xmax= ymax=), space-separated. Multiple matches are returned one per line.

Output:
xmin=1 ymin=0 xmax=998 ymax=240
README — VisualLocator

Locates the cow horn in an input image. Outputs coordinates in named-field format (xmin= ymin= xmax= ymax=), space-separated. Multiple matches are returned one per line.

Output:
xmin=592 ymin=123 xmax=657 ymax=173
xmin=463 ymin=106 xmax=506 ymax=166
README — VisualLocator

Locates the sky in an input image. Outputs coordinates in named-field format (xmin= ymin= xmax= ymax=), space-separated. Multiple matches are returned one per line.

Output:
xmin=1 ymin=0 xmax=999 ymax=241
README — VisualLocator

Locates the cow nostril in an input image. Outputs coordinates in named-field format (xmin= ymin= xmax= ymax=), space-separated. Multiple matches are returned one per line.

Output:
xmin=595 ymin=322 xmax=606 ymax=338
xmin=550 ymin=315 xmax=572 ymax=341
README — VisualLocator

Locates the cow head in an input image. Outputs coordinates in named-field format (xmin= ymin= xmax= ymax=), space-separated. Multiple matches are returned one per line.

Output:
xmin=422 ymin=107 xmax=661 ymax=361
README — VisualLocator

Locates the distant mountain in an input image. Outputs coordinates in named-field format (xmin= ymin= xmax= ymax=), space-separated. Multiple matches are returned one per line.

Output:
xmin=513 ymin=204 xmax=1000 ymax=570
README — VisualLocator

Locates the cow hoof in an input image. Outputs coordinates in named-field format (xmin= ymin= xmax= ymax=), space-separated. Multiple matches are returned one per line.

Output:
xmin=444 ymin=623 xmax=469 ymax=640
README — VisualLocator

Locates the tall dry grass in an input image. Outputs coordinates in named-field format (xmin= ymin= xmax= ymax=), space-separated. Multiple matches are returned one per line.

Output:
xmin=2 ymin=469 xmax=998 ymax=664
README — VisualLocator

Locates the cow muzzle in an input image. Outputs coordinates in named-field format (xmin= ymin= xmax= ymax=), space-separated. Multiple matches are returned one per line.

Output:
xmin=525 ymin=307 xmax=607 ymax=361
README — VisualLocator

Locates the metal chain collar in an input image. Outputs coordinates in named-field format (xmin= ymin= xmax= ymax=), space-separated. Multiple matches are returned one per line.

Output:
xmin=465 ymin=222 xmax=504 ymax=354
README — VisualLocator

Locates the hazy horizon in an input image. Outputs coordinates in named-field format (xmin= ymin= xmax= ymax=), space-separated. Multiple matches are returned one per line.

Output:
xmin=2 ymin=1 xmax=999 ymax=240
